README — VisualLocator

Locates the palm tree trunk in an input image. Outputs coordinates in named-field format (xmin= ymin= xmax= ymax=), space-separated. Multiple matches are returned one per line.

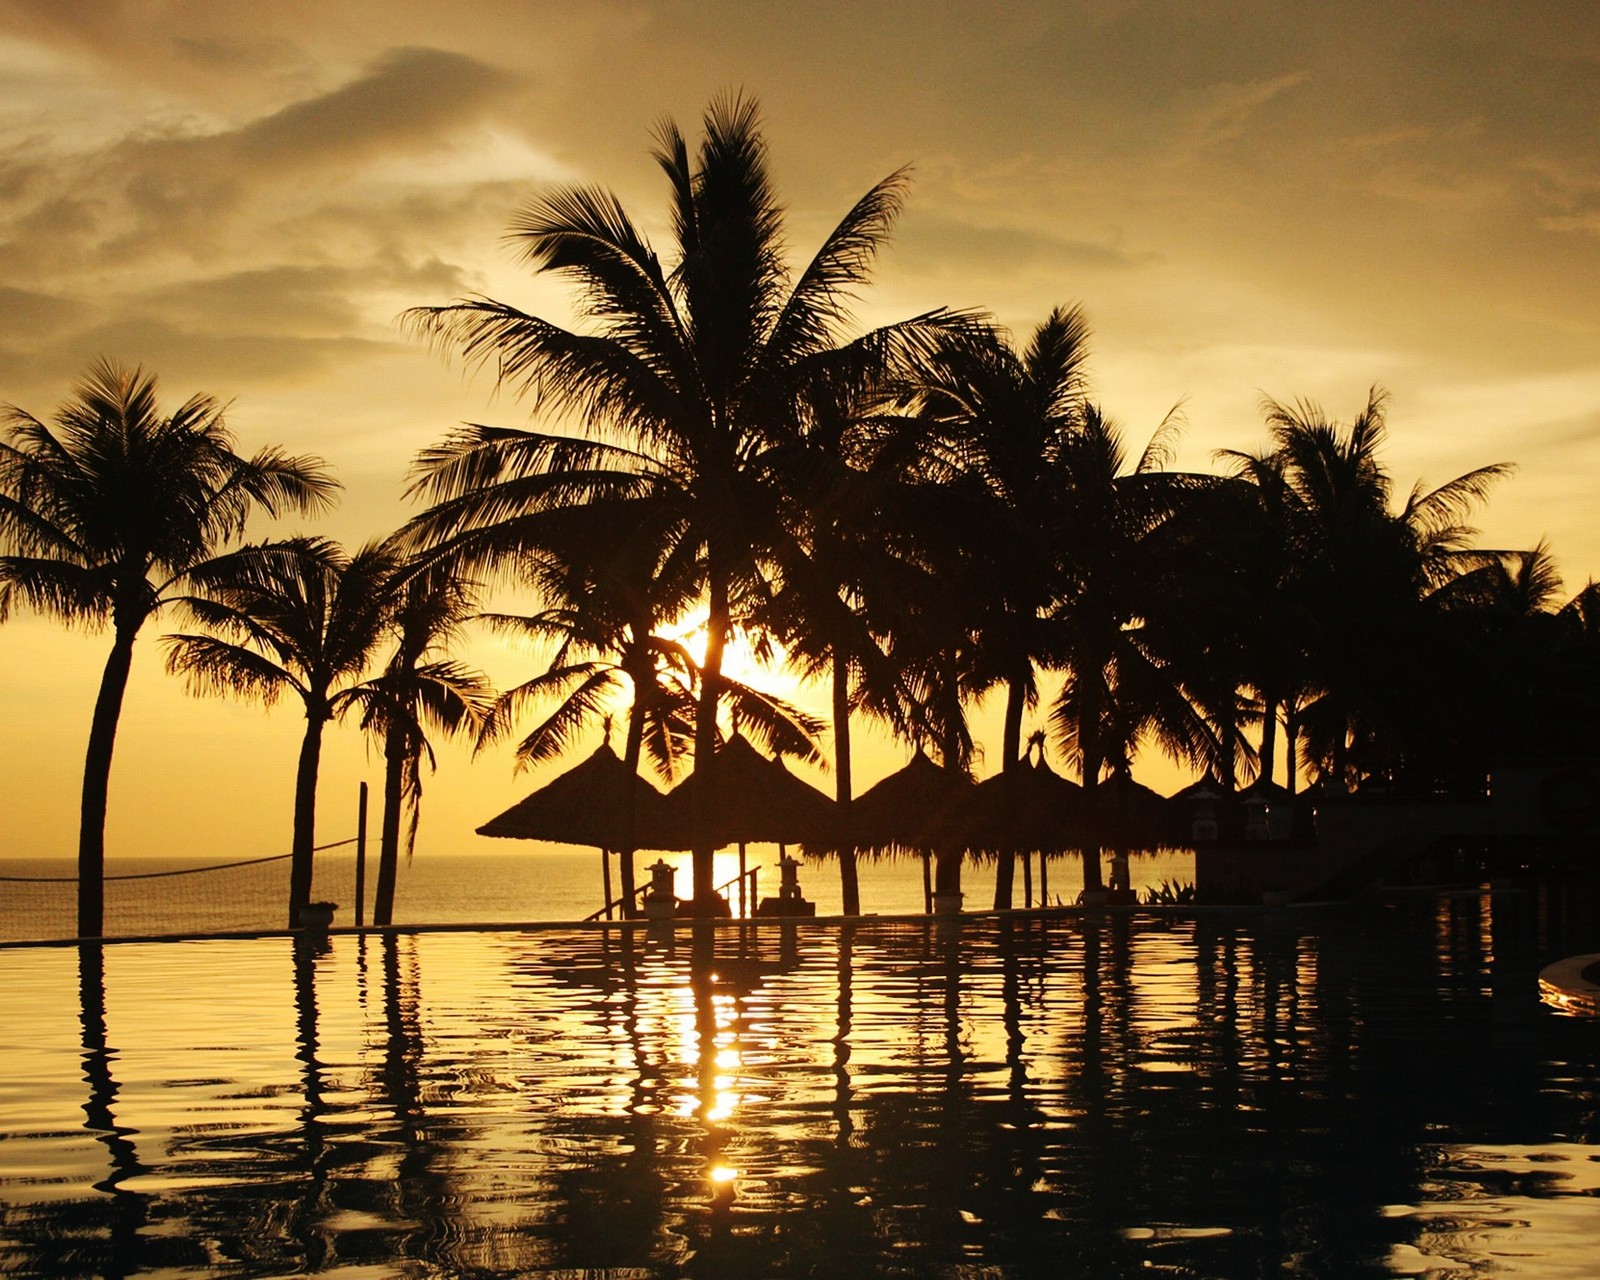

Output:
xmin=1080 ymin=747 xmax=1105 ymax=895
xmin=1259 ymin=690 xmax=1280 ymax=788
xmin=77 ymin=627 xmax=138 ymax=937
xmin=992 ymin=673 xmax=1027 ymax=910
xmin=289 ymin=711 xmax=327 ymax=928
xmin=620 ymin=698 xmax=648 ymax=916
xmin=1078 ymin=676 xmax=1105 ymax=894
xmin=690 ymin=566 xmax=730 ymax=913
xmin=374 ymin=724 xmax=405 ymax=927
xmin=1285 ymin=702 xmax=1299 ymax=797
xmin=832 ymin=648 xmax=860 ymax=916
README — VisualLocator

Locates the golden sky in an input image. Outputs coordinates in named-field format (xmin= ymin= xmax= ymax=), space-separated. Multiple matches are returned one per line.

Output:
xmin=3 ymin=1 xmax=1598 ymax=861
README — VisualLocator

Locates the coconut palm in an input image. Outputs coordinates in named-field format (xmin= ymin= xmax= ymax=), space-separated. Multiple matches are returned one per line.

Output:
xmin=756 ymin=374 xmax=938 ymax=914
xmin=1256 ymin=390 xmax=1509 ymax=788
xmin=890 ymin=309 xmax=1093 ymax=907
xmin=363 ymin=563 xmax=495 ymax=927
xmin=0 ymin=360 xmax=335 ymax=936
xmin=1047 ymin=405 xmax=1218 ymax=891
xmin=404 ymin=94 xmax=954 ymax=912
xmin=164 ymin=538 xmax=397 ymax=927
xmin=419 ymin=491 xmax=821 ymax=913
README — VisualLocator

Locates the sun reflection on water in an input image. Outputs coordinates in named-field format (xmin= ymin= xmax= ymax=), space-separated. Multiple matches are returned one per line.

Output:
xmin=0 ymin=898 xmax=1596 ymax=1277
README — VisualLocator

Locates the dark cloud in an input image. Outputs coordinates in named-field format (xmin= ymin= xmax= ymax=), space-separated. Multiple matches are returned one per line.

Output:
xmin=227 ymin=46 xmax=520 ymax=173
xmin=0 ymin=285 xmax=86 ymax=339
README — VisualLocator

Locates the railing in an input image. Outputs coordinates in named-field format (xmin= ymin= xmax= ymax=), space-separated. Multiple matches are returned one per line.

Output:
xmin=583 ymin=866 xmax=761 ymax=922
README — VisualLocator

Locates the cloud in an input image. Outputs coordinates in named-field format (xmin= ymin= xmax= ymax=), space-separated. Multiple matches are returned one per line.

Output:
xmin=0 ymin=44 xmax=523 ymax=271
xmin=1180 ymin=71 xmax=1309 ymax=150
xmin=0 ymin=284 xmax=85 ymax=340
xmin=900 ymin=208 xmax=1159 ymax=278
xmin=225 ymin=46 xmax=519 ymax=173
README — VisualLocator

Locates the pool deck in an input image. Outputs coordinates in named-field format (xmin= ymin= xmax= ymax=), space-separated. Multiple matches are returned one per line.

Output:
xmin=1538 ymin=953 xmax=1600 ymax=1015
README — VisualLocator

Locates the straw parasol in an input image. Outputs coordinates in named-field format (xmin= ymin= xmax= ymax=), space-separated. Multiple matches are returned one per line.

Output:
xmin=844 ymin=751 xmax=974 ymax=912
xmin=658 ymin=734 xmax=837 ymax=913
xmin=659 ymin=733 xmax=837 ymax=848
xmin=477 ymin=740 xmax=679 ymax=916
xmin=1086 ymin=775 xmax=1182 ymax=850
xmin=848 ymin=751 xmax=975 ymax=852
xmin=942 ymin=756 xmax=1089 ymax=906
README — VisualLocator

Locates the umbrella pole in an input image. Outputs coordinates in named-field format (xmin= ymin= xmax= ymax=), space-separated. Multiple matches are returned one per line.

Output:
xmin=1022 ymin=850 xmax=1033 ymax=910
xmin=1040 ymin=851 xmax=1050 ymax=907
xmin=602 ymin=848 xmax=614 ymax=921
xmin=920 ymin=851 xmax=932 ymax=914
xmin=739 ymin=842 xmax=748 ymax=917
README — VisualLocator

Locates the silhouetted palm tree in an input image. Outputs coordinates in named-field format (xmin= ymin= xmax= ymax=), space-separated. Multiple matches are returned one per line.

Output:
xmin=165 ymin=538 xmax=396 ymax=926
xmin=758 ymin=376 xmax=934 ymax=914
xmin=894 ymin=309 xmax=1092 ymax=907
xmin=1048 ymin=405 xmax=1216 ymax=890
xmin=1256 ymin=390 xmax=1509 ymax=788
xmin=363 ymin=564 xmax=494 ymax=927
xmin=405 ymin=94 xmax=953 ymax=912
xmin=0 ymin=361 xmax=335 ymax=935
xmin=438 ymin=494 xmax=820 ymax=912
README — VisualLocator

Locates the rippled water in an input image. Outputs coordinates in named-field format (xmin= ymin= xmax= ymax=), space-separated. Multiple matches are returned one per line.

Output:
xmin=2 ymin=886 xmax=1597 ymax=1278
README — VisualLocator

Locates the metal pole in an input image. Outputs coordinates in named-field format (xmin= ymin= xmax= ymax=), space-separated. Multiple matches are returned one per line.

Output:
xmin=355 ymin=781 xmax=368 ymax=927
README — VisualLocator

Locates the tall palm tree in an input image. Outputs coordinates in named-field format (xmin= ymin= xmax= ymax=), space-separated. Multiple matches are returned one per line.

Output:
xmin=363 ymin=563 xmax=495 ymax=928
xmin=891 ymin=309 xmax=1092 ymax=907
xmin=404 ymin=94 xmax=954 ymax=912
xmin=164 ymin=539 xmax=396 ymax=927
xmin=1256 ymin=390 xmax=1509 ymax=789
xmin=757 ymin=377 xmax=933 ymax=914
xmin=0 ymin=360 xmax=335 ymax=936
xmin=1048 ymin=405 xmax=1217 ymax=891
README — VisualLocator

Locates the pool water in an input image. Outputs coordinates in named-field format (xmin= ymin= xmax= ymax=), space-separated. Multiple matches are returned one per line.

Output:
xmin=2 ymin=887 xmax=1597 ymax=1278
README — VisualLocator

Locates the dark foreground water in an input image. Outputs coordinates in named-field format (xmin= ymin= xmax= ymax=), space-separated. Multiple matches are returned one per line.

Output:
xmin=1 ymin=887 xmax=1597 ymax=1279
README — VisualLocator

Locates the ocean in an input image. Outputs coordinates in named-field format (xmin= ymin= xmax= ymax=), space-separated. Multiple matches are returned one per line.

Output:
xmin=0 ymin=844 xmax=1197 ymax=943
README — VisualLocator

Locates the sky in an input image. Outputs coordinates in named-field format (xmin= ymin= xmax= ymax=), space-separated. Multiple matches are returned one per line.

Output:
xmin=2 ymin=0 xmax=1598 ymax=864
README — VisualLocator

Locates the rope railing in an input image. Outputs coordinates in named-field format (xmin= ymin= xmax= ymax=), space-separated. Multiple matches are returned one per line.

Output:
xmin=0 ymin=837 xmax=358 ymax=883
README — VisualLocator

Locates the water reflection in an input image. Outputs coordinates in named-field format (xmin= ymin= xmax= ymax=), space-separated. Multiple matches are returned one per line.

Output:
xmin=78 ymin=942 xmax=147 ymax=1279
xmin=0 ymin=888 xmax=1598 ymax=1276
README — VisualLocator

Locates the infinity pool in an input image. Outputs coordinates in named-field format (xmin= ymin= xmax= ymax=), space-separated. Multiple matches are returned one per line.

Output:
xmin=2 ymin=888 xmax=1597 ymax=1278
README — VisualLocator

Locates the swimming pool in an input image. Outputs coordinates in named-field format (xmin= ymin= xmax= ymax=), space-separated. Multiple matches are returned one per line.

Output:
xmin=2 ymin=887 xmax=1597 ymax=1278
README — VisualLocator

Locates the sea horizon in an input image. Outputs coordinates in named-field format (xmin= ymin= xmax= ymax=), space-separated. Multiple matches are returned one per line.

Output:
xmin=0 ymin=846 xmax=1198 ymax=944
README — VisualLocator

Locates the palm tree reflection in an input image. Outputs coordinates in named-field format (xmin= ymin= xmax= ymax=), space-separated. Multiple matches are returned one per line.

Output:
xmin=288 ymin=932 xmax=332 ymax=1269
xmin=77 ymin=941 xmax=147 ymax=1278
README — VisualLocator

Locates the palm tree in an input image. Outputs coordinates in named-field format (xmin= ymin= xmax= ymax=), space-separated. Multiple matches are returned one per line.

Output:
xmin=891 ymin=309 xmax=1092 ymax=907
xmin=364 ymin=563 xmax=495 ymax=927
xmin=756 ymin=377 xmax=935 ymax=914
xmin=1047 ymin=405 xmax=1218 ymax=891
xmin=1255 ymin=390 xmax=1509 ymax=789
xmin=404 ymin=94 xmax=954 ymax=913
xmin=0 ymin=360 xmax=335 ymax=936
xmin=164 ymin=538 xmax=396 ymax=927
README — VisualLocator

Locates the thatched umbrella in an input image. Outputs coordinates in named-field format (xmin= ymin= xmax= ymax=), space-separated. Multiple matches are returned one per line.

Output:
xmin=1087 ymin=775 xmax=1182 ymax=848
xmin=845 ymin=751 xmax=975 ymax=912
xmin=943 ymin=756 xmax=1088 ymax=906
xmin=659 ymin=734 xmax=837 ymax=912
xmin=477 ymin=740 xmax=677 ymax=917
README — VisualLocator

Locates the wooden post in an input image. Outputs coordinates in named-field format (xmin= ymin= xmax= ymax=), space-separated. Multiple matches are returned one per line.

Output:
xmin=602 ymin=848 xmax=614 ymax=921
xmin=355 ymin=781 xmax=368 ymax=927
